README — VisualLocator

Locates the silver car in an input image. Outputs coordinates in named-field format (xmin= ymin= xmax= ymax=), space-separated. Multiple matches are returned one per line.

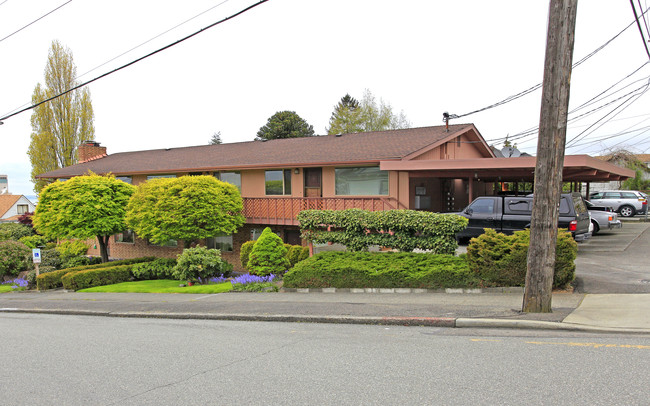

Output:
xmin=588 ymin=190 xmax=648 ymax=217
xmin=585 ymin=200 xmax=622 ymax=234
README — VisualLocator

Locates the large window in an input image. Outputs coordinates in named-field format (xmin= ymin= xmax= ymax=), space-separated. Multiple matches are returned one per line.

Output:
xmin=265 ymin=169 xmax=292 ymax=195
xmin=206 ymin=233 xmax=233 ymax=252
xmin=147 ymin=174 xmax=176 ymax=180
xmin=16 ymin=204 xmax=29 ymax=215
xmin=116 ymin=176 xmax=132 ymax=184
xmin=214 ymin=171 xmax=241 ymax=190
xmin=115 ymin=229 xmax=135 ymax=244
xmin=335 ymin=167 xmax=388 ymax=196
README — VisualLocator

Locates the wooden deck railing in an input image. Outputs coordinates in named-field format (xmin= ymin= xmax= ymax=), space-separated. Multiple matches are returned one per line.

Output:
xmin=243 ymin=197 xmax=399 ymax=225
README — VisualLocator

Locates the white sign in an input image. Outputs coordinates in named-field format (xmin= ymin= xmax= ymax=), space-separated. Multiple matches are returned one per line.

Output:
xmin=32 ymin=248 xmax=41 ymax=264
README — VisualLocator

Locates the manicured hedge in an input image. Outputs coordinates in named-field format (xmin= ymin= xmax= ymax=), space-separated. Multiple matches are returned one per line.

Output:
xmin=36 ymin=257 xmax=154 ymax=290
xmin=61 ymin=265 xmax=133 ymax=291
xmin=132 ymin=258 xmax=177 ymax=280
xmin=283 ymin=251 xmax=478 ymax=289
xmin=466 ymin=229 xmax=577 ymax=289
xmin=298 ymin=209 xmax=468 ymax=254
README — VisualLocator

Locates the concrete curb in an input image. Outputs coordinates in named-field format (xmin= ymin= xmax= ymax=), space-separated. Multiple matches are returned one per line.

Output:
xmin=456 ymin=318 xmax=650 ymax=334
xmin=281 ymin=287 xmax=525 ymax=294
xmin=3 ymin=308 xmax=650 ymax=333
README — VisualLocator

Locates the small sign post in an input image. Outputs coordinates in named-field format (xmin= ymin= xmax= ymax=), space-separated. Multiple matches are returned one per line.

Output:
xmin=32 ymin=248 xmax=41 ymax=276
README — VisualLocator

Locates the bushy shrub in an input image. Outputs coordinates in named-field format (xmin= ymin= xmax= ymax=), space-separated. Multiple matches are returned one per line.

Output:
xmin=36 ymin=257 xmax=154 ymax=290
xmin=26 ymin=266 xmax=57 ymax=286
xmin=132 ymin=258 xmax=177 ymax=280
xmin=466 ymin=229 xmax=577 ymax=289
xmin=0 ymin=240 xmax=33 ymax=277
xmin=239 ymin=241 xmax=256 ymax=270
xmin=0 ymin=223 xmax=34 ymax=241
xmin=19 ymin=235 xmax=53 ymax=249
xmin=283 ymin=251 xmax=476 ymax=289
xmin=173 ymin=247 xmax=230 ymax=281
xmin=40 ymin=249 xmax=62 ymax=269
xmin=62 ymin=265 xmax=132 ymax=291
xmin=287 ymin=245 xmax=304 ymax=266
xmin=247 ymin=227 xmax=290 ymax=276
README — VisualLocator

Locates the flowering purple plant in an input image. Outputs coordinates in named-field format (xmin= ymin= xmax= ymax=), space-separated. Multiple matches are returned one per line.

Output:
xmin=207 ymin=275 xmax=229 ymax=284
xmin=2 ymin=278 xmax=28 ymax=289
xmin=230 ymin=274 xmax=276 ymax=285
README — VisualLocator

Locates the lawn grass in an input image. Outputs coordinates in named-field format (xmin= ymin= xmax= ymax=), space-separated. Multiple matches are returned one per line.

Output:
xmin=0 ymin=285 xmax=18 ymax=293
xmin=78 ymin=279 xmax=233 ymax=294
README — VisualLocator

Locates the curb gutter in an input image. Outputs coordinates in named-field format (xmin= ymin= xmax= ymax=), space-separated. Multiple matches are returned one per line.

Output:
xmin=2 ymin=308 xmax=650 ymax=334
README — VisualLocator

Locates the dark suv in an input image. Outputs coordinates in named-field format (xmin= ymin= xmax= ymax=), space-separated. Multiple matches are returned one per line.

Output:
xmin=456 ymin=192 xmax=591 ymax=241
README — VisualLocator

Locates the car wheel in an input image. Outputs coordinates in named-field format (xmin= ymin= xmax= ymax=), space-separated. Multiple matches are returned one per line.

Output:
xmin=591 ymin=220 xmax=600 ymax=235
xmin=619 ymin=205 xmax=636 ymax=217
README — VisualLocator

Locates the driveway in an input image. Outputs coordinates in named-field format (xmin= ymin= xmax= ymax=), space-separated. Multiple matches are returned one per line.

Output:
xmin=574 ymin=221 xmax=650 ymax=293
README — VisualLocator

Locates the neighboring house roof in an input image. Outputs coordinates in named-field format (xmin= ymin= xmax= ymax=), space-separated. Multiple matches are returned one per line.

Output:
xmin=37 ymin=124 xmax=487 ymax=178
xmin=0 ymin=195 xmax=21 ymax=218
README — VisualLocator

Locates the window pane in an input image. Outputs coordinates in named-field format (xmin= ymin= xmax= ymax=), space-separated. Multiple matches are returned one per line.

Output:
xmin=17 ymin=204 xmax=29 ymax=215
xmin=265 ymin=170 xmax=284 ymax=195
xmin=116 ymin=176 xmax=132 ymax=184
xmin=283 ymin=169 xmax=292 ymax=195
xmin=206 ymin=234 xmax=233 ymax=252
xmin=219 ymin=172 xmax=241 ymax=190
xmin=147 ymin=174 xmax=176 ymax=180
xmin=115 ymin=229 xmax=134 ymax=243
xmin=335 ymin=167 xmax=389 ymax=196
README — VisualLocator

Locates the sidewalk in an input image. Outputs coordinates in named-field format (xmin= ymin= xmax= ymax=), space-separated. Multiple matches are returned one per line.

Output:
xmin=1 ymin=289 xmax=648 ymax=334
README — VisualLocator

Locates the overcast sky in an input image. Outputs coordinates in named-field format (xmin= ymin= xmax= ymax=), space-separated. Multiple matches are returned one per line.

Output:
xmin=1 ymin=0 xmax=649 ymax=196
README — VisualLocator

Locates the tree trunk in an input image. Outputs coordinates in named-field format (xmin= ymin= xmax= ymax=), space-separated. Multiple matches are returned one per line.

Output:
xmin=96 ymin=235 xmax=110 ymax=263
xmin=523 ymin=0 xmax=578 ymax=313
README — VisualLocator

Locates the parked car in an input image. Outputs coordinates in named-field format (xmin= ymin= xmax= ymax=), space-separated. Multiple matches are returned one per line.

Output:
xmin=456 ymin=192 xmax=591 ymax=242
xmin=585 ymin=200 xmax=622 ymax=235
xmin=588 ymin=190 xmax=647 ymax=217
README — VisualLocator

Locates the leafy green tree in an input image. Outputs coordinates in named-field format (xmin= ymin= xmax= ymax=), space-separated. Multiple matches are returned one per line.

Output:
xmin=326 ymin=89 xmax=410 ymax=135
xmin=247 ymin=227 xmax=290 ymax=276
xmin=28 ymin=40 xmax=95 ymax=193
xmin=256 ymin=111 xmax=315 ymax=140
xmin=32 ymin=174 xmax=136 ymax=262
xmin=125 ymin=175 xmax=245 ymax=247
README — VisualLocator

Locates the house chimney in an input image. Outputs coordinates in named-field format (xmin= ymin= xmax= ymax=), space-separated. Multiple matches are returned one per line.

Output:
xmin=77 ymin=141 xmax=107 ymax=163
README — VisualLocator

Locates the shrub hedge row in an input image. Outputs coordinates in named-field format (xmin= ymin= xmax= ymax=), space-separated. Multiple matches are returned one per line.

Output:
xmin=36 ymin=257 xmax=154 ymax=290
xmin=61 ymin=265 xmax=133 ymax=291
xmin=283 ymin=251 xmax=478 ymax=289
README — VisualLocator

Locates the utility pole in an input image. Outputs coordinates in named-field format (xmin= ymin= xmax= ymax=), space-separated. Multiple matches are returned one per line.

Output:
xmin=523 ymin=0 xmax=578 ymax=313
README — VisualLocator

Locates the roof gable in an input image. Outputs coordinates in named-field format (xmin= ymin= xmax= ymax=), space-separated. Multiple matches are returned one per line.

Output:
xmin=0 ymin=195 xmax=22 ymax=218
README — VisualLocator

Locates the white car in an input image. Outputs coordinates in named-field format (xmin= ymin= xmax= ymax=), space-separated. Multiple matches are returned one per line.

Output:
xmin=588 ymin=190 xmax=647 ymax=217
xmin=585 ymin=200 xmax=622 ymax=234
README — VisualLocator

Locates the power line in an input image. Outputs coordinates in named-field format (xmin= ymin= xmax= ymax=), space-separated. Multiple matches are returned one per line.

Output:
xmin=630 ymin=0 xmax=650 ymax=60
xmin=0 ymin=0 xmax=270 ymax=123
xmin=0 ymin=0 xmax=72 ymax=44
xmin=1 ymin=0 xmax=233 ymax=121
xmin=449 ymin=11 xmax=643 ymax=121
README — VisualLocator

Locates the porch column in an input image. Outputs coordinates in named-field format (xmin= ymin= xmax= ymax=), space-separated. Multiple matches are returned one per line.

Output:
xmin=468 ymin=176 xmax=474 ymax=203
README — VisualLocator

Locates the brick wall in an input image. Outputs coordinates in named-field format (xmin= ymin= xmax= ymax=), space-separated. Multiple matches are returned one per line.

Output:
xmin=87 ymin=224 xmax=305 ymax=272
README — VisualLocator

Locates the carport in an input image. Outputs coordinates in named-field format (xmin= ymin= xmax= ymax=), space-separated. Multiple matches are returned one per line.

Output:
xmin=380 ymin=154 xmax=635 ymax=211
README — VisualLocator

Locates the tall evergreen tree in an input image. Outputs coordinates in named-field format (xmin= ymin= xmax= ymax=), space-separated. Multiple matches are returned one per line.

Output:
xmin=28 ymin=40 xmax=95 ymax=193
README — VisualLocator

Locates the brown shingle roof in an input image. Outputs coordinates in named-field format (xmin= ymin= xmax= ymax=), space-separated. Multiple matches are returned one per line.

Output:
xmin=37 ymin=124 xmax=477 ymax=178
xmin=0 ymin=195 xmax=21 ymax=218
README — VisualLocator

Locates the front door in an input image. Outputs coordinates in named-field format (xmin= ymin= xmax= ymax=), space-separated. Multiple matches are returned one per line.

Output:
xmin=304 ymin=168 xmax=322 ymax=197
